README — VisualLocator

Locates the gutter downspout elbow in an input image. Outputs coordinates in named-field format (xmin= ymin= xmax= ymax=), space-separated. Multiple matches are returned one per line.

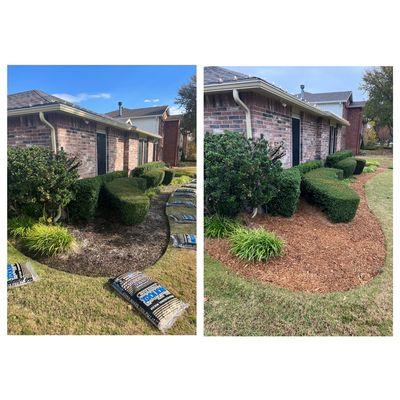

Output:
xmin=233 ymin=88 xmax=252 ymax=139
xmin=39 ymin=111 xmax=57 ymax=153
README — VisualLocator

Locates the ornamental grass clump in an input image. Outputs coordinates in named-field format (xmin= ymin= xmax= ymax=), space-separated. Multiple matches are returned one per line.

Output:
xmin=8 ymin=216 xmax=36 ymax=239
xmin=23 ymin=224 xmax=76 ymax=256
xmin=204 ymin=214 xmax=242 ymax=238
xmin=229 ymin=227 xmax=284 ymax=262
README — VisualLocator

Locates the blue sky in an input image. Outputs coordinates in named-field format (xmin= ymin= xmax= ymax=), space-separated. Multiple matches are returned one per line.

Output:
xmin=225 ymin=66 xmax=371 ymax=100
xmin=8 ymin=65 xmax=196 ymax=114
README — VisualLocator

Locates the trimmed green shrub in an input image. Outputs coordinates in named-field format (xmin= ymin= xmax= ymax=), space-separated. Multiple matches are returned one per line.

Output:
xmin=8 ymin=216 xmax=36 ymax=239
xmin=229 ymin=227 xmax=284 ymax=262
xmin=23 ymin=224 xmax=76 ymax=256
xmin=354 ymin=159 xmax=366 ymax=175
xmin=142 ymin=169 xmax=165 ymax=188
xmin=302 ymin=173 xmax=360 ymax=222
xmin=173 ymin=168 xmax=196 ymax=178
xmin=366 ymin=160 xmax=380 ymax=167
xmin=100 ymin=170 xmax=128 ymax=182
xmin=204 ymin=215 xmax=242 ymax=238
xmin=304 ymin=167 xmax=344 ymax=180
xmin=269 ymin=168 xmax=301 ymax=217
xmin=131 ymin=162 xmax=166 ymax=177
xmin=145 ymin=187 xmax=161 ymax=199
xmin=103 ymin=178 xmax=150 ymax=225
xmin=130 ymin=177 xmax=147 ymax=191
xmin=296 ymin=160 xmax=323 ymax=175
xmin=364 ymin=165 xmax=378 ymax=173
xmin=162 ymin=169 xmax=175 ymax=185
xmin=69 ymin=176 xmax=103 ymax=220
xmin=8 ymin=146 xmax=80 ymax=220
xmin=325 ymin=150 xmax=353 ymax=167
xmin=335 ymin=157 xmax=357 ymax=178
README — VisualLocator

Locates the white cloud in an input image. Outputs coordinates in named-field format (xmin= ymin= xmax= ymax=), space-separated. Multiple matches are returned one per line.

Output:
xmin=144 ymin=99 xmax=152 ymax=103
xmin=52 ymin=92 xmax=111 ymax=104
xmin=144 ymin=98 xmax=160 ymax=103
xmin=169 ymin=105 xmax=184 ymax=115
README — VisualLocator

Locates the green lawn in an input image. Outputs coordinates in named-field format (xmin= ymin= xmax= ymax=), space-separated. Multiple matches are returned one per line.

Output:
xmin=8 ymin=184 xmax=196 ymax=335
xmin=204 ymin=160 xmax=392 ymax=336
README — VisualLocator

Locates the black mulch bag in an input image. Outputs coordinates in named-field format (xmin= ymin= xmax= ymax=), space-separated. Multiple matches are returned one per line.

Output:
xmin=109 ymin=271 xmax=188 ymax=333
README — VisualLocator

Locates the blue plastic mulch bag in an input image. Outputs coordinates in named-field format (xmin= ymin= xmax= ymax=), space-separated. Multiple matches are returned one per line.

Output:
xmin=7 ymin=262 xmax=38 ymax=288
xmin=109 ymin=271 xmax=188 ymax=333
xmin=166 ymin=201 xmax=196 ymax=208
xmin=171 ymin=234 xmax=196 ymax=250
xmin=169 ymin=214 xmax=196 ymax=223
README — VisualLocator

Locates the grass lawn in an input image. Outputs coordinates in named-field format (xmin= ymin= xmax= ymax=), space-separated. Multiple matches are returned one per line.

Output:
xmin=204 ymin=157 xmax=392 ymax=336
xmin=8 ymin=184 xmax=196 ymax=335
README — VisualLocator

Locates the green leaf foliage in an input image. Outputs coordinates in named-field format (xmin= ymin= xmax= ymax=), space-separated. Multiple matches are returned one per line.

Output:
xmin=335 ymin=157 xmax=357 ymax=178
xmin=204 ymin=214 xmax=242 ymax=238
xmin=325 ymin=150 xmax=353 ymax=167
xmin=142 ymin=169 xmax=165 ymax=188
xmin=229 ymin=227 xmax=284 ymax=262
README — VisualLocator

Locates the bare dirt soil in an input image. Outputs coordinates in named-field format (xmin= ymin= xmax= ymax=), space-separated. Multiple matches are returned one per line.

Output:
xmin=206 ymin=170 xmax=386 ymax=293
xmin=43 ymin=191 xmax=172 ymax=278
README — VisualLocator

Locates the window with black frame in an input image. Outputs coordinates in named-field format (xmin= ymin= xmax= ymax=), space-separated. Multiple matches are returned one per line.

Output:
xmin=138 ymin=140 xmax=144 ymax=165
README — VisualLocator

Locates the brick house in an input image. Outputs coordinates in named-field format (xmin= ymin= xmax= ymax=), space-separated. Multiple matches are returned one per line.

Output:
xmin=7 ymin=90 xmax=162 ymax=178
xmin=105 ymin=103 xmax=189 ymax=166
xmin=293 ymin=89 xmax=366 ymax=155
xmin=204 ymin=67 xmax=350 ymax=168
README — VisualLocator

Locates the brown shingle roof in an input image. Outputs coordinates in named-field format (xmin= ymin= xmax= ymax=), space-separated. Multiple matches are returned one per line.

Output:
xmin=106 ymin=105 xmax=168 ymax=118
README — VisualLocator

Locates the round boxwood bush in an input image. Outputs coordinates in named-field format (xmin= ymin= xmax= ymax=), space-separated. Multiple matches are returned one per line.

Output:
xmin=268 ymin=167 xmax=301 ymax=217
xmin=204 ymin=214 xmax=242 ymax=238
xmin=103 ymin=178 xmax=150 ymax=225
xmin=335 ymin=157 xmax=357 ymax=178
xmin=162 ymin=169 xmax=175 ymax=185
xmin=229 ymin=227 xmax=284 ymax=262
xmin=296 ymin=160 xmax=323 ymax=175
xmin=131 ymin=162 xmax=166 ymax=177
xmin=354 ymin=158 xmax=366 ymax=175
xmin=142 ymin=169 xmax=165 ymax=188
xmin=23 ymin=224 xmax=76 ymax=256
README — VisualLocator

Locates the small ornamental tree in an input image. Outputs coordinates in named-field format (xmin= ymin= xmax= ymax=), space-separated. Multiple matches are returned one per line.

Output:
xmin=204 ymin=131 xmax=284 ymax=217
xmin=8 ymin=146 xmax=80 ymax=221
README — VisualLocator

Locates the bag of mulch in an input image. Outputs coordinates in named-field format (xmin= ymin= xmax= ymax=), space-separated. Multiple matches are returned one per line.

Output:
xmin=169 ymin=214 xmax=196 ymax=223
xmin=175 ymin=188 xmax=196 ymax=194
xmin=172 ymin=192 xmax=196 ymax=198
xmin=171 ymin=234 xmax=196 ymax=249
xmin=166 ymin=201 xmax=196 ymax=208
xmin=7 ymin=262 xmax=38 ymax=288
xmin=182 ymin=183 xmax=196 ymax=189
xmin=109 ymin=271 xmax=188 ymax=333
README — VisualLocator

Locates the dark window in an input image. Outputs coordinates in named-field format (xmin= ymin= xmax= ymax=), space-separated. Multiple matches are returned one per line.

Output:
xmin=329 ymin=126 xmax=338 ymax=154
xmin=292 ymin=118 xmax=301 ymax=166
xmin=144 ymin=140 xmax=149 ymax=163
xmin=138 ymin=140 xmax=144 ymax=165
xmin=96 ymin=133 xmax=107 ymax=175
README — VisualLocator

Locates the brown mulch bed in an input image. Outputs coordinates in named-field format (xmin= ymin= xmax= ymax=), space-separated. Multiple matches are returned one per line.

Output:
xmin=42 ymin=190 xmax=172 ymax=278
xmin=206 ymin=170 xmax=386 ymax=293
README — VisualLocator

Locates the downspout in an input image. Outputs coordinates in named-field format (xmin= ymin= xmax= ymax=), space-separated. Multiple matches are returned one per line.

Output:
xmin=39 ymin=112 xmax=61 ymax=222
xmin=233 ymin=88 xmax=252 ymax=139
xmin=39 ymin=111 xmax=57 ymax=153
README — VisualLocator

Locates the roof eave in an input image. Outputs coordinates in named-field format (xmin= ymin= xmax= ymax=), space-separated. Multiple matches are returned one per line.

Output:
xmin=204 ymin=80 xmax=350 ymax=126
xmin=8 ymin=104 xmax=162 ymax=139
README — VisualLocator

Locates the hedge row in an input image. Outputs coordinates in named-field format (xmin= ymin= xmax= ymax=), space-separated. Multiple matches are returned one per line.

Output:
xmin=269 ymin=168 xmax=301 ymax=217
xmin=68 ymin=170 xmax=128 ymax=220
xmin=103 ymin=178 xmax=150 ymax=225
xmin=304 ymin=167 xmax=344 ymax=180
xmin=131 ymin=161 xmax=166 ymax=177
xmin=296 ymin=160 xmax=323 ymax=175
xmin=302 ymin=169 xmax=360 ymax=222
xmin=325 ymin=150 xmax=353 ymax=167
xmin=335 ymin=157 xmax=357 ymax=178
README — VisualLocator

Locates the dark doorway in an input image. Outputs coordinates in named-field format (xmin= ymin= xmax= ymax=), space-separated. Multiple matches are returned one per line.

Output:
xmin=292 ymin=118 xmax=300 ymax=166
xmin=97 ymin=133 xmax=107 ymax=175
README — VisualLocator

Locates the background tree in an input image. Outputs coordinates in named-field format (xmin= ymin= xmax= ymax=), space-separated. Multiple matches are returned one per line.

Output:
xmin=361 ymin=66 xmax=393 ymax=138
xmin=175 ymin=74 xmax=196 ymax=140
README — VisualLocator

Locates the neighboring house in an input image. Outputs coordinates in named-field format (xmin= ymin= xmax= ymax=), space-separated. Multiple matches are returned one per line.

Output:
xmin=106 ymin=103 xmax=189 ymax=166
xmin=7 ymin=90 xmax=161 ymax=178
xmin=204 ymin=67 xmax=350 ymax=168
xmin=293 ymin=88 xmax=366 ymax=155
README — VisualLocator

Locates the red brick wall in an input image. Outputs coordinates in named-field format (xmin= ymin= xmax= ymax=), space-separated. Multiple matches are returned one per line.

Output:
xmin=204 ymin=91 xmax=334 ymax=167
xmin=8 ymin=114 xmax=52 ymax=148
xmin=345 ymin=107 xmax=363 ymax=155
xmin=163 ymin=120 xmax=180 ymax=166
xmin=8 ymin=112 xmax=142 ymax=179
